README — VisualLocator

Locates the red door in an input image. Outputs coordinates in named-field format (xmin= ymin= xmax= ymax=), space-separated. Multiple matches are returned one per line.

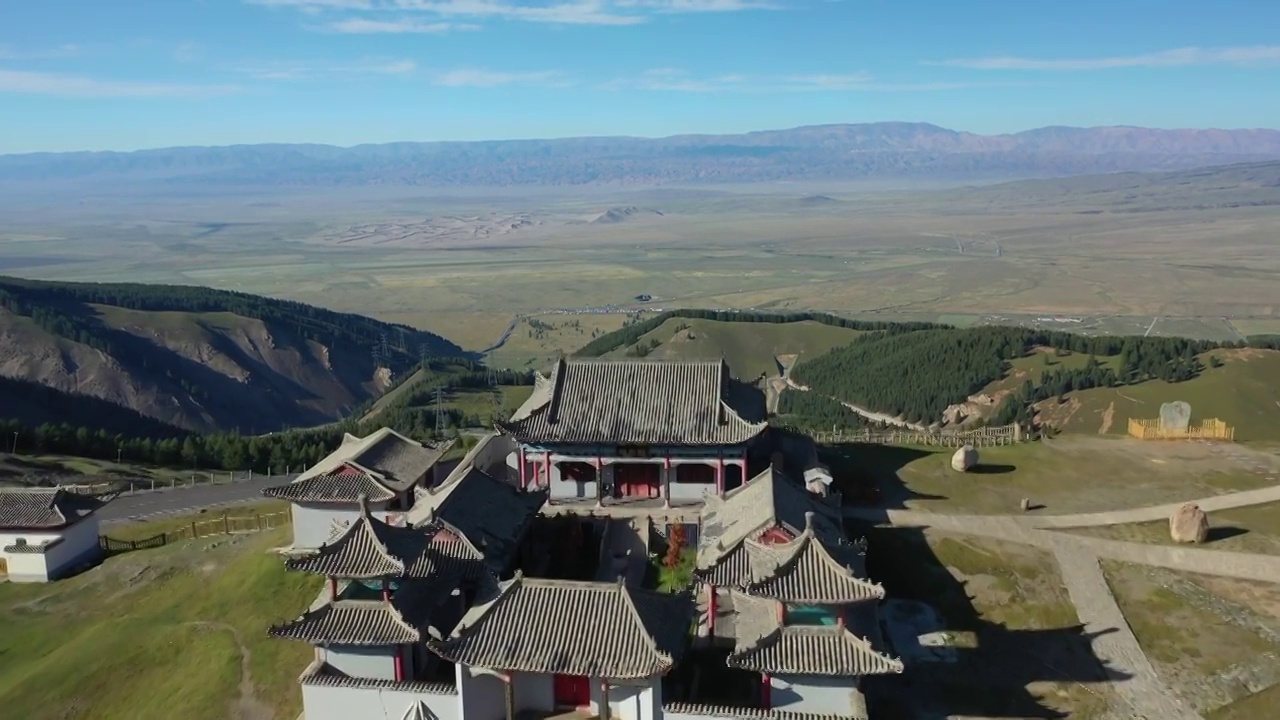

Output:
xmin=615 ymin=464 xmax=658 ymax=498
xmin=554 ymin=674 xmax=591 ymax=707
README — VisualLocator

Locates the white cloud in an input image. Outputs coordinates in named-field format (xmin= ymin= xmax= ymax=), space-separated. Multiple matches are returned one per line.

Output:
xmin=391 ymin=1 xmax=646 ymax=25
xmin=324 ymin=17 xmax=468 ymax=32
xmin=604 ymin=68 xmax=1031 ymax=92
xmin=930 ymin=45 xmax=1280 ymax=71
xmin=612 ymin=0 xmax=779 ymax=12
xmin=0 ymin=43 xmax=83 ymax=60
xmin=430 ymin=67 xmax=570 ymax=87
xmin=244 ymin=0 xmax=784 ymax=28
xmin=0 ymin=69 xmax=238 ymax=98
xmin=232 ymin=57 xmax=419 ymax=80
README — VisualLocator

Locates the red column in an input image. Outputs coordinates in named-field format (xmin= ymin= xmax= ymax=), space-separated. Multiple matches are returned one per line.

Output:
xmin=760 ymin=673 xmax=771 ymax=709
xmin=544 ymin=452 xmax=552 ymax=489
xmin=708 ymin=584 xmax=717 ymax=635
xmin=328 ymin=577 xmax=337 ymax=600
xmin=394 ymin=645 xmax=405 ymax=682
xmin=741 ymin=448 xmax=748 ymax=484
xmin=518 ymin=446 xmax=527 ymax=490
xmin=381 ymin=580 xmax=390 ymax=601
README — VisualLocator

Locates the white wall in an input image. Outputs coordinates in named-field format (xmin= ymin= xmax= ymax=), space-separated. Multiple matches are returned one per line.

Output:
xmin=1 ymin=520 xmax=99 ymax=583
xmin=323 ymin=645 xmax=397 ymax=681
xmin=593 ymin=678 xmax=661 ymax=720
xmin=302 ymin=681 xmax=460 ymax=720
xmin=44 ymin=517 xmax=102 ymax=580
xmin=771 ymin=674 xmax=862 ymax=716
xmin=512 ymin=672 xmax=554 ymax=712
xmin=291 ymin=501 xmax=392 ymax=550
xmin=457 ymin=665 xmax=507 ymax=720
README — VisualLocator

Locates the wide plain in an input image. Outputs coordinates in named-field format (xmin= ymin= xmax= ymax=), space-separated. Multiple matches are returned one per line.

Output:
xmin=4 ymin=164 xmax=1280 ymax=360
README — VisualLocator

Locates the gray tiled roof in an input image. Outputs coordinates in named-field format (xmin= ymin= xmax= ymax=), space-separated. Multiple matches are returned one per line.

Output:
xmin=740 ymin=514 xmax=883 ymax=605
xmin=263 ymin=472 xmax=398 ymax=503
xmin=298 ymin=659 xmax=459 ymax=695
xmin=409 ymin=465 xmax=546 ymax=568
xmin=497 ymin=358 xmax=768 ymax=446
xmin=433 ymin=574 xmax=694 ymax=679
xmin=263 ymin=428 xmax=452 ymax=503
xmin=662 ymin=703 xmax=868 ymax=720
xmin=727 ymin=592 xmax=903 ymax=677
xmin=270 ymin=598 xmax=423 ymax=645
xmin=286 ymin=503 xmax=488 ymax=581
xmin=697 ymin=468 xmax=843 ymax=574
xmin=0 ymin=487 xmax=110 ymax=530
xmin=3 ymin=537 xmax=64 ymax=553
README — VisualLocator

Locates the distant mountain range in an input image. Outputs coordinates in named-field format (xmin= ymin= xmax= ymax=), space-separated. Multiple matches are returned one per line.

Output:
xmin=5 ymin=123 xmax=1280 ymax=190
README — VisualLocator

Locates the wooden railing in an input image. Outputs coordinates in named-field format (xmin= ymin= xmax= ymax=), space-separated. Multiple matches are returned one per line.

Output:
xmin=811 ymin=423 xmax=1025 ymax=448
xmin=99 ymin=510 xmax=291 ymax=555
xmin=1127 ymin=418 xmax=1235 ymax=441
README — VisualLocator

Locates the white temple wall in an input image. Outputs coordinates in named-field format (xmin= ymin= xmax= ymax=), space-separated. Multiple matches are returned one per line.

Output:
xmin=290 ymin=501 xmax=392 ymax=550
xmin=591 ymin=678 xmax=660 ymax=720
xmin=0 ymin=523 xmax=97 ymax=582
xmin=457 ymin=665 xmax=507 ymax=719
xmin=323 ymin=645 xmax=397 ymax=680
xmin=41 ymin=518 xmax=101 ymax=580
xmin=512 ymin=672 xmax=555 ymax=712
xmin=770 ymin=674 xmax=862 ymax=716
xmin=301 ymin=682 xmax=460 ymax=720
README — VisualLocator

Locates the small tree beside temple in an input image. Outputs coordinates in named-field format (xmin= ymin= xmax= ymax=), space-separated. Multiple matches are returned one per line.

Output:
xmin=664 ymin=524 xmax=687 ymax=571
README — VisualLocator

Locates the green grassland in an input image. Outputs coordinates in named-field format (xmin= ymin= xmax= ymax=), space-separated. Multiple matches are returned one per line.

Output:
xmin=601 ymin=317 xmax=864 ymax=379
xmin=0 ymin=522 xmax=318 ymax=720
xmin=1066 ymin=501 xmax=1280 ymax=555
xmin=828 ymin=436 xmax=1279 ymax=515
xmin=1034 ymin=349 xmax=1280 ymax=440
xmin=1102 ymin=561 xmax=1279 ymax=713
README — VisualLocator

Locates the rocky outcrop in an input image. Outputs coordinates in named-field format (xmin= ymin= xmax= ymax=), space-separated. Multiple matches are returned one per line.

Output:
xmin=1169 ymin=503 xmax=1210 ymax=544
xmin=951 ymin=445 xmax=979 ymax=472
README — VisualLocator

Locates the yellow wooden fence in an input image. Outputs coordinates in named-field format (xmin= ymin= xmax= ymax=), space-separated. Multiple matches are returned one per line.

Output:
xmin=1127 ymin=417 xmax=1235 ymax=441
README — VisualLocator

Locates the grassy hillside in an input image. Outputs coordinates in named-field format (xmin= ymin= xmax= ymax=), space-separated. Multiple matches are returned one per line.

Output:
xmin=0 ymin=521 xmax=319 ymax=720
xmin=0 ymin=276 xmax=466 ymax=434
xmin=600 ymin=317 xmax=865 ymax=379
xmin=1036 ymin=348 xmax=1280 ymax=441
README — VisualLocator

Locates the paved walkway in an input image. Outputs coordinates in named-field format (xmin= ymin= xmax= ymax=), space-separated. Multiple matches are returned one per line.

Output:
xmin=1050 ymin=536 xmax=1201 ymax=720
xmin=847 ymin=483 xmax=1280 ymax=720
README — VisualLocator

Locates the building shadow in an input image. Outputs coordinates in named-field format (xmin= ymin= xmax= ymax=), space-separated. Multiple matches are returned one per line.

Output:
xmin=855 ymin=523 xmax=1130 ymax=718
xmin=820 ymin=442 xmax=948 ymax=509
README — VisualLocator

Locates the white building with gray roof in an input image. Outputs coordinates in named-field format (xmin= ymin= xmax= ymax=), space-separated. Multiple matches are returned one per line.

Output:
xmin=263 ymin=427 xmax=454 ymax=549
xmin=0 ymin=486 xmax=113 ymax=582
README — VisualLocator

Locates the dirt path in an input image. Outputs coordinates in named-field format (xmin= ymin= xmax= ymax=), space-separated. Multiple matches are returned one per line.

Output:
xmin=1099 ymin=401 xmax=1115 ymax=434
xmin=188 ymin=621 xmax=273 ymax=720
xmin=1049 ymin=537 xmax=1202 ymax=720
xmin=785 ymin=378 xmax=929 ymax=431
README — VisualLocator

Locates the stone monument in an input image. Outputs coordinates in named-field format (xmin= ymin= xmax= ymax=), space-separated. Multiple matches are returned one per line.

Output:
xmin=1159 ymin=401 xmax=1193 ymax=433
xmin=1169 ymin=503 xmax=1209 ymax=544
xmin=951 ymin=445 xmax=978 ymax=472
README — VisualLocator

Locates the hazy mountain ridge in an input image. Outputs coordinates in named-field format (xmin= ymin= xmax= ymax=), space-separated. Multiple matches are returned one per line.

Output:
xmin=0 ymin=277 xmax=466 ymax=434
xmin=5 ymin=123 xmax=1280 ymax=190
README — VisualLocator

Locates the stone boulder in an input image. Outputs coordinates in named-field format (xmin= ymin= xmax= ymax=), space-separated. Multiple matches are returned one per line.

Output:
xmin=1169 ymin=503 xmax=1209 ymax=544
xmin=951 ymin=445 xmax=978 ymax=472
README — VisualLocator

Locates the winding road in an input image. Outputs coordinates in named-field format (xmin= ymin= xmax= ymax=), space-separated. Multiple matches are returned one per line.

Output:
xmin=99 ymin=475 xmax=295 ymax=526
xmin=846 ymin=483 xmax=1280 ymax=719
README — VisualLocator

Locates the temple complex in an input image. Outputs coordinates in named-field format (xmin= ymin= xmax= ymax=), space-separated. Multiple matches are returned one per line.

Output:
xmin=266 ymin=357 xmax=900 ymax=720
xmin=497 ymin=359 xmax=769 ymax=504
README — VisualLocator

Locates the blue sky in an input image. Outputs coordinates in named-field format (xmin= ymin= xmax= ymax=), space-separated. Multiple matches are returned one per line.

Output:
xmin=2 ymin=0 xmax=1279 ymax=152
